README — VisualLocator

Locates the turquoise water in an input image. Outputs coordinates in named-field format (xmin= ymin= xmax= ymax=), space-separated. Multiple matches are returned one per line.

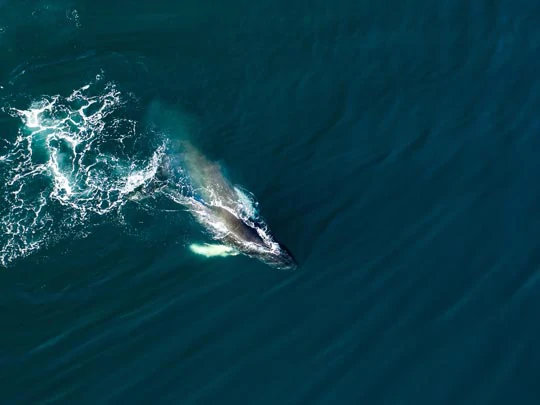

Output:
xmin=2 ymin=1 xmax=540 ymax=404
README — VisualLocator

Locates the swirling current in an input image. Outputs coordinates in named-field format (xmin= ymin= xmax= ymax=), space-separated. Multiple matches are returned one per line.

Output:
xmin=0 ymin=78 xmax=163 ymax=266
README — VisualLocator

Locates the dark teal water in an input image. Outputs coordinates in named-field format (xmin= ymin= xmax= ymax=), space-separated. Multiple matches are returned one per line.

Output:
xmin=2 ymin=0 xmax=540 ymax=403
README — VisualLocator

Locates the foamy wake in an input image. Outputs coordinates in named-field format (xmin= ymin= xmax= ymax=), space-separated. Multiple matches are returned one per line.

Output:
xmin=0 ymin=76 xmax=165 ymax=267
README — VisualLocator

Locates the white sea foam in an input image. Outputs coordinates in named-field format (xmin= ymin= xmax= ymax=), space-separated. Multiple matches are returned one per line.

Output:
xmin=0 ymin=77 xmax=165 ymax=266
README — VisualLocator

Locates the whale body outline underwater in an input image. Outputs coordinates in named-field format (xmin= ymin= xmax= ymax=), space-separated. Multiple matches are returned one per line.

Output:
xmin=133 ymin=139 xmax=298 ymax=270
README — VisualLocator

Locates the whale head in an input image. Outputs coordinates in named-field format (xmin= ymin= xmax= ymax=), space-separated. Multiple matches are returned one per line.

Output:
xmin=242 ymin=234 xmax=298 ymax=271
xmin=262 ymin=240 xmax=298 ymax=270
xmin=208 ymin=205 xmax=298 ymax=270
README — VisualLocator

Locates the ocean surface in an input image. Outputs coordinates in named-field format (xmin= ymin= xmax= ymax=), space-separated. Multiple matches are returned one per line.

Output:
xmin=2 ymin=0 xmax=540 ymax=404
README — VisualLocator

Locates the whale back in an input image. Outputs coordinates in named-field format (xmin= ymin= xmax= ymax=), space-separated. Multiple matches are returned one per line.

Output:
xmin=212 ymin=206 xmax=265 ymax=246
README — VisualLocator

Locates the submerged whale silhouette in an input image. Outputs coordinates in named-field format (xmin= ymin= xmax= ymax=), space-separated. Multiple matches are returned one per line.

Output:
xmin=144 ymin=141 xmax=298 ymax=270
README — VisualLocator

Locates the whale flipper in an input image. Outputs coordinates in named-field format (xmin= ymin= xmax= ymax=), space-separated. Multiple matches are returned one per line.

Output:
xmin=189 ymin=243 xmax=240 ymax=257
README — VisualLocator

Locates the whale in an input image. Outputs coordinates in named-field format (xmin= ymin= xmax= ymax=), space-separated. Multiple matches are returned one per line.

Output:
xmin=144 ymin=140 xmax=298 ymax=270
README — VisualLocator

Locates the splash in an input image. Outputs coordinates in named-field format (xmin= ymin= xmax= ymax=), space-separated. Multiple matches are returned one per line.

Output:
xmin=0 ymin=77 xmax=165 ymax=267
